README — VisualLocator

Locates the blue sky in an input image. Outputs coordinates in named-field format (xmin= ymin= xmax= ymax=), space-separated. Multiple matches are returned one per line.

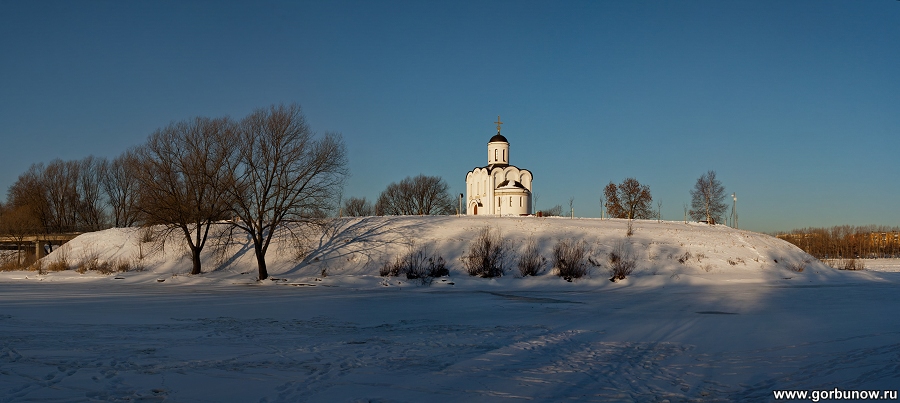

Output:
xmin=1 ymin=0 xmax=898 ymax=233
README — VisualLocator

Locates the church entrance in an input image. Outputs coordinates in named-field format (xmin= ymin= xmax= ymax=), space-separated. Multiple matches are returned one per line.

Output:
xmin=472 ymin=204 xmax=478 ymax=215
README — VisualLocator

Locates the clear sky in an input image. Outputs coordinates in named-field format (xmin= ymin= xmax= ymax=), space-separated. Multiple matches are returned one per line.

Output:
xmin=1 ymin=0 xmax=898 ymax=234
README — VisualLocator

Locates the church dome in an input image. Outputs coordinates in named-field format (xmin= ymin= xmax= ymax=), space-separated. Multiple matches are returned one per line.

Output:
xmin=489 ymin=133 xmax=508 ymax=143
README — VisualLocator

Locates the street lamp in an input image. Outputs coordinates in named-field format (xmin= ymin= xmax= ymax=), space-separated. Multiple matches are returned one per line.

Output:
xmin=732 ymin=193 xmax=737 ymax=229
xmin=459 ymin=193 xmax=463 ymax=216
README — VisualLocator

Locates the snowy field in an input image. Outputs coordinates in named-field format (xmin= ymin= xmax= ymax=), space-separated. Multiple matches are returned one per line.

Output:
xmin=858 ymin=258 xmax=900 ymax=273
xmin=2 ymin=217 xmax=899 ymax=402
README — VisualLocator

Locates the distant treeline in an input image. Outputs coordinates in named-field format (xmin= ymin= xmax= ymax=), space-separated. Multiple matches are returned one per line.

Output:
xmin=778 ymin=225 xmax=900 ymax=259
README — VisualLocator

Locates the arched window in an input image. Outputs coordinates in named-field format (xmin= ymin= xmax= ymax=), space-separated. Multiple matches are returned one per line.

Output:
xmin=509 ymin=197 xmax=512 ymax=207
xmin=519 ymin=197 xmax=522 ymax=207
xmin=494 ymin=149 xmax=498 ymax=161
xmin=503 ymin=149 xmax=506 ymax=162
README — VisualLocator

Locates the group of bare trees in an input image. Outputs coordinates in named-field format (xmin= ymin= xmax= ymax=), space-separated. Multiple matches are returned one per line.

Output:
xmin=374 ymin=175 xmax=455 ymax=216
xmin=6 ymin=157 xmax=111 ymax=234
xmin=780 ymin=225 xmax=900 ymax=259
xmin=343 ymin=174 xmax=456 ymax=217
xmin=2 ymin=104 xmax=347 ymax=279
xmin=599 ymin=171 xmax=728 ymax=224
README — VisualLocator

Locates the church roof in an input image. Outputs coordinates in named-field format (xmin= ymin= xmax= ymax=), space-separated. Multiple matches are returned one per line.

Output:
xmin=489 ymin=132 xmax=508 ymax=143
xmin=496 ymin=179 xmax=527 ymax=189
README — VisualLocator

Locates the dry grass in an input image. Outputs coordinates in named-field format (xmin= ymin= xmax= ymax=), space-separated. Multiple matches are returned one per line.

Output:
xmin=826 ymin=258 xmax=866 ymax=271
xmin=553 ymin=239 xmax=589 ymax=281
xmin=607 ymin=241 xmax=636 ymax=282
xmin=517 ymin=238 xmax=546 ymax=277
xmin=380 ymin=245 xmax=448 ymax=285
xmin=786 ymin=258 xmax=812 ymax=273
xmin=461 ymin=227 xmax=508 ymax=278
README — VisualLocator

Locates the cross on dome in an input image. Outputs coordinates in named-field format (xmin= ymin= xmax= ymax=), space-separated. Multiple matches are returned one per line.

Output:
xmin=494 ymin=115 xmax=503 ymax=133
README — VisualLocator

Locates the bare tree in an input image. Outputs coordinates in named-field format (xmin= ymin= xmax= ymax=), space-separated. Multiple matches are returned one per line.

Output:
xmin=604 ymin=178 xmax=653 ymax=219
xmin=134 ymin=116 xmax=236 ymax=275
xmin=343 ymin=196 xmax=374 ymax=217
xmin=568 ymin=197 xmax=574 ymax=218
xmin=0 ymin=205 xmax=41 ymax=266
xmin=689 ymin=170 xmax=727 ymax=224
xmin=375 ymin=175 xmax=455 ymax=216
xmin=227 ymin=104 xmax=348 ymax=280
xmin=539 ymin=204 xmax=563 ymax=217
xmin=599 ymin=196 xmax=605 ymax=220
xmin=657 ymin=200 xmax=662 ymax=223
xmin=101 ymin=150 xmax=141 ymax=227
xmin=8 ymin=164 xmax=52 ymax=232
xmin=76 ymin=156 xmax=107 ymax=231
xmin=42 ymin=159 xmax=81 ymax=232
xmin=7 ymin=157 xmax=107 ymax=233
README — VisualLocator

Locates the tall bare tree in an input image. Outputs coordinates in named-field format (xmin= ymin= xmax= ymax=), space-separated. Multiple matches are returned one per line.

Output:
xmin=8 ymin=164 xmax=51 ymax=232
xmin=604 ymin=178 xmax=653 ymax=219
xmin=0 ymin=205 xmax=41 ymax=266
xmin=134 ymin=116 xmax=236 ymax=275
xmin=689 ymin=170 xmax=727 ymax=224
xmin=76 ymin=156 xmax=107 ymax=231
xmin=8 ymin=157 xmax=107 ymax=233
xmin=375 ymin=175 xmax=455 ymax=216
xmin=42 ymin=159 xmax=81 ymax=232
xmin=343 ymin=196 xmax=374 ymax=217
xmin=100 ymin=150 xmax=141 ymax=227
xmin=227 ymin=104 xmax=348 ymax=280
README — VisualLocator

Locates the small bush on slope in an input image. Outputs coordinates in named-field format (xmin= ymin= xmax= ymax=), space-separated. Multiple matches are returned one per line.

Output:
xmin=607 ymin=241 xmax=636 ymax=282
xmin=786 ymin=258 xmax=814 ymax=273
xmin=841 ymin=258 xmax=865 ymax=271
xmin=517 ymin=238 xmax=546 ymax=277
xmin=462 ymin=227 xmax=507 ymax=278
xmin=553 ymin=239 xmax=589 ymax=281
xmin=380 ymin=246 xmax=448 ymax=285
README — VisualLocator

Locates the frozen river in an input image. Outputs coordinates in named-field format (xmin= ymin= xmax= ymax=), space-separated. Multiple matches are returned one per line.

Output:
xmin=2 ymin=276 xmax=899 ymax=402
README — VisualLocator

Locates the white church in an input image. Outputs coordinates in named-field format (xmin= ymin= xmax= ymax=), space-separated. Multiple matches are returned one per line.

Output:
xmin=465 ymin=117 xmax=533 ymax=216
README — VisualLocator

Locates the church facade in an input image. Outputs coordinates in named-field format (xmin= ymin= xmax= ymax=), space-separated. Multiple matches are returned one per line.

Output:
xmin=465 ymin=117 xmax=533 ymax=216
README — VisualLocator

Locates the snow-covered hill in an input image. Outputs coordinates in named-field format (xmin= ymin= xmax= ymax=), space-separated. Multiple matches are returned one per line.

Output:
xmin=24 ymin=216 xmax=855 ymax=287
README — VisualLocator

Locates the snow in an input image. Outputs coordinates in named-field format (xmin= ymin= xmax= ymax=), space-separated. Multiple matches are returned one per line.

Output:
xmin=1 ymin=216 xmax=898 ymax=402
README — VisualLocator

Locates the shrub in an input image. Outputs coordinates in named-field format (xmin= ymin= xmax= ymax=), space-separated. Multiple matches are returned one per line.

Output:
xmin=786 ymin=258 xmax=813 ymax=273
xmin=607 ymin=241 xmax=636 ymax=282
xmin=726 ymin=258 xmax=744 ymax=266
xmin=517 ymin=238 xmax=546 ymax=277
xmin=46 ymin=247 xmax=71 ymax=272
xmin=461 ymin=227 xmax=507 ymax=278
xmin=841 ymin=258 xmax=865 ymax=271
xmin=46 ymin=259 xmax=70 ymax=272
xmin=380 ymin=246 xmax=448 ymax=285
xmin=553 ymin=239 xmax=589 ymax=281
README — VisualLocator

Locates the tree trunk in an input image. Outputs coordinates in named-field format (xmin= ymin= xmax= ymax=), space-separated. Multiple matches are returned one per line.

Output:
xmin=255 ymin=243 xmax=268 ymax=280
xmin=190 ymin=247 xmax=202 ymax=275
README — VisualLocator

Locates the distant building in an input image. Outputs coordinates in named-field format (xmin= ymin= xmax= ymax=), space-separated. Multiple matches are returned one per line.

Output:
xmin=465 ymin=117 xmax=533 ymax=216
